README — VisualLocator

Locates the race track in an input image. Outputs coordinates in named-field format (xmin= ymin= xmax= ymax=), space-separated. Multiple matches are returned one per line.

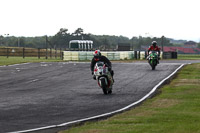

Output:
xmin=0 ymin=61 xmax=199 ymax=133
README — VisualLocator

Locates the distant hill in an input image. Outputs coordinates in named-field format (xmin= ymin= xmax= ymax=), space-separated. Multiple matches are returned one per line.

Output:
xmin=168 ymin=38 xmax=187 ymax=44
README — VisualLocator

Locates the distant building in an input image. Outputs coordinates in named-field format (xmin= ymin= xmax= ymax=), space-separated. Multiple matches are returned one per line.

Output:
xmin=117 ymin=43 xmax=131 ymax=51
xmin=69 ymin=40 xmax=93 ymax=51
xmin=184 ymin=41 xmax=197 ymax=48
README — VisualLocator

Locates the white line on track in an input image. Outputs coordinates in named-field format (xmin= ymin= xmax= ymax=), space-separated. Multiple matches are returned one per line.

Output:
xmin=0 ymin=63 xmax=30 ymax=68
xmin=26 ymin=79 xmax=39 ymax=83
xmin=8 ymin=63 xmax=30 ymax=67
xmin=10 ymin=64 xmax=185 ymax=133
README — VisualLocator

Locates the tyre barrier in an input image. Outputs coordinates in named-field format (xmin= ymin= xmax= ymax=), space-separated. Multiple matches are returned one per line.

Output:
xmin=63 ymin=51 xmax=171 ymax=61
xmin=63 ymin=51 xmax=136 ymax=61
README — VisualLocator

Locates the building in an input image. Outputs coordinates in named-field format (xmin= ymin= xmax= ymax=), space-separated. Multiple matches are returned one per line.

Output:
xmin=184 ymin=41 xmax=197 ymax=48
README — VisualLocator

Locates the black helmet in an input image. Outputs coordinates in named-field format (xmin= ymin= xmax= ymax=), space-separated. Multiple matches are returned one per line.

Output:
xmin=152 ymin=41 xmax=157 ymax=47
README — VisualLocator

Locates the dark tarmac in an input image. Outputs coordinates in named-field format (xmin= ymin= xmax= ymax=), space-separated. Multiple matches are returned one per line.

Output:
xmin=0 ymin=60 xmax=199 ymax=133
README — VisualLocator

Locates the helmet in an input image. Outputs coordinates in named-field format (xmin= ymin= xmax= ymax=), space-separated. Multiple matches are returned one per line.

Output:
xmin=152 ymin=41 xmax=157 ymax=47
xmin=93 ymin=50 xmax=101 ymax=57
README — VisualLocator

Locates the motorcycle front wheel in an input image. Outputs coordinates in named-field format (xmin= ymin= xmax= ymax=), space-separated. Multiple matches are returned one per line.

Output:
xmin=100 ymin=78 xmax=108 ymax=94
xmin=152 ymin=60 xmax=157 ymax=70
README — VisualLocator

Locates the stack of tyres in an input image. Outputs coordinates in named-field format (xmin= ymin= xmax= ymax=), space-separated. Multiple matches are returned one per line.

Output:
xmin=79 ymin=52 xmax=87 ymax=60
xmin=114 ymin=52 xmax=120 ymax=60
xmin=63 ymin=51 xmax=72 ymax=61
xmin=120 ymin=52 xmax=125 ymax=60
xmin=71 ymin=52 xmax=79 ymax=61
xmin=107 ymin=52 xmax=114 ymax=60
xmin=101 ymin=52 xmax=107 ymax=57
xmin=124 ymin=52 xmax=129 ymax=60
xmin=87 ymin=52 xmax=93 ymax=60
xmin=128 ymin=52 xmax=134 ymax=60
xmin=140 ymin=51 xmax=146 ymax=59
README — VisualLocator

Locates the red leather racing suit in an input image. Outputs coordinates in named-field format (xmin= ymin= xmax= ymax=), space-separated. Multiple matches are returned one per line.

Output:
xmin=147 ymin=45 xmax=160 ymax=56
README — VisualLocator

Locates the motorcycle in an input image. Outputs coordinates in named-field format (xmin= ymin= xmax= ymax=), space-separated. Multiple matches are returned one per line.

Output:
xmin=93 ymin=61 xmax=114 ymax=94
xmin=147 ymin=51 xmax=159 ymax=70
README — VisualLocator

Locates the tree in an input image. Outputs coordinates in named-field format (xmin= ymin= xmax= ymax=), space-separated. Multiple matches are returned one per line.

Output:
xmin=73 ymin=28 xmax=84 ymax=37
xmin=50 ymin=28 xmax=71 ymax=48
xmin=57 ymin=28 xmax=69 ymax=36
xmin=197 ymin=43 xmax=200 ymax=48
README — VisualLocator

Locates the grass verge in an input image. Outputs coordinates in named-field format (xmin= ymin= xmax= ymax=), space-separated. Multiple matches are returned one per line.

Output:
xmin=0 ymin=56 xmax=63 ymax=66
xmin=59 ymin=63 xmax=200 ymax=133
xmin=178 ymin=54 xmax=200 ymax=60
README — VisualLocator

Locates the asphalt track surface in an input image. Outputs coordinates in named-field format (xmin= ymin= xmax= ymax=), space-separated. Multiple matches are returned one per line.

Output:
xmin=0 ymin=60 xmax=200 ymax=133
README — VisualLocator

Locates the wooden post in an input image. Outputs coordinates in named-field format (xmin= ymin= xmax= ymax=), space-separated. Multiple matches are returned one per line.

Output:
xmin=7 ymin=48 xmax=9 ymax=58
xmin=134 ymin=51 xmax=137 ymax=60
xmin=55 ymin=48 xmax=57 ymax=59
xmin=38 ymin=48 xmax=40 ymax=59
xmin=45 ymin=36 xmax=48 ymax=59
xmin=55 ymin=48 xmax=56 ymax=59
xmin=60 ymin=48 xmax=62 ymax=59
xmin=61 ymin=51 xmax=63 ymax=60
xmin=50 ymin=48 xmax=52 ymax=59
xmin=23 ymin=48 xmax=25 ymax=58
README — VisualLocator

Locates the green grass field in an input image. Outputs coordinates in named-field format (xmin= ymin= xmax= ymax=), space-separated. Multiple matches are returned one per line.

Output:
xmin=59 ymin=63 xmax=200 ymax=133
xmin=178 ymin=54 xmax=200 ymax=60
xmin=0 ymin=56 xmax=62 ymax=66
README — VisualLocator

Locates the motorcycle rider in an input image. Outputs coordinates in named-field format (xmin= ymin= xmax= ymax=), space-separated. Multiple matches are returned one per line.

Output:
xmin=147 ymin=41 xmax=161 ymax=63
xmin=90 ymin=50 xmax=114 ymax=81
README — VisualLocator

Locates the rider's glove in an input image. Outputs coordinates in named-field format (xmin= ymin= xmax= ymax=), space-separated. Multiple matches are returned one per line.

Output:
xmin=91 ymin=71 xmax=94 ymax=75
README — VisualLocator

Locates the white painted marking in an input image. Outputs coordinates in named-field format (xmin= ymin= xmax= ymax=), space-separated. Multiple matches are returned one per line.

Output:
xmin=10 ymin=64 xmax=185 ymax=133
xmin=26 ymin=79 xmax=39 ymax=83
xmin=8 ymin=63 xmax=30 ymax=67
xmin=40 ymin=64 xmax=48 ymax=67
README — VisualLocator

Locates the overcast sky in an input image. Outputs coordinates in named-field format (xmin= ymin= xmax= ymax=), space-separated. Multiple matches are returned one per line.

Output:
xmin=0 ymin=0 xmax=200 ymax=42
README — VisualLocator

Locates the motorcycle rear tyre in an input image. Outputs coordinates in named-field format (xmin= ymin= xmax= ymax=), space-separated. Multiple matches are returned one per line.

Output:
xmin=108 ymin=90 xmax=112 ymax=94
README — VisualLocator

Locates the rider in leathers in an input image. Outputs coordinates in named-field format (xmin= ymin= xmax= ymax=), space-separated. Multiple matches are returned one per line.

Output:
xmin=90 ymin=50 xmax=114 ymax=81
xmin=147 ymin=41 xmax=161 ymax=63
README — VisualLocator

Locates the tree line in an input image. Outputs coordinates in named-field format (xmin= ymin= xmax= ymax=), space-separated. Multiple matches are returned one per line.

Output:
xmin=1 ymin=28 xmax=199 ymax=49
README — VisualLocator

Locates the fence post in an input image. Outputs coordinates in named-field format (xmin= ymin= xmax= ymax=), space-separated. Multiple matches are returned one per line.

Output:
xmin=7 ymin=48 xmax=9 ymax=58
xmin=138 ymin=51 xmax=140 ymax=60
xmin=134 ymin=51 xmax=137 ymax=59
xmin=60 ymin=48 xmax=62 ymax=59
xmin=55 ymin=48 xmax=57 ymax=59
xmin=46 ymin=48 xmax=48 ymax=59
xmin=61 ymin=51 xmax=63 ymax=60
xmin=38 ymin=48 xmax=40 ymax=59
xmin=50 ymin=48 xmax=52 ymax=58
xmin=23 ymin=48 xmax=25 ymax=58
